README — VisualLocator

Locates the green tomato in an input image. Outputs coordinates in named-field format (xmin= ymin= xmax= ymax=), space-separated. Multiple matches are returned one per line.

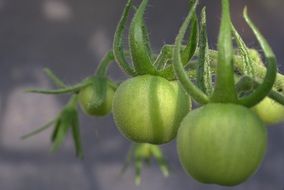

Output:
xmin=252 ymin=97 xmax=284 ymax=125
xmin=112 ymin=75 xmax=190 ymax=144
xmin=177 ymin=103 xmax=267 ymax=186
xmin=78 ymin=84 xmax=115 ymax=116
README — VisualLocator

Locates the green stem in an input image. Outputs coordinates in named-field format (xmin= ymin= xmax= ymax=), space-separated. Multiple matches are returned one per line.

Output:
xmin=211 ymin=0 xmax=238 ymax=103
xmin=173 ymin=0 xmax=209 ymax=104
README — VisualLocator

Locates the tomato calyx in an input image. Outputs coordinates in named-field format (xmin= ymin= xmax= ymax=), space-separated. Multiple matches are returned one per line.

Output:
xmin=23 ymin=51 xmax=118 ymax=158
xmin=22 ymin=93 xmax=84 ymax=159
xmin=122 ymin=143 xmax=169 ymax=185
xmin=113 ymin=0 xmax=197 ymax=80
xmin=173 ymin=0 xmax=277 ymax=107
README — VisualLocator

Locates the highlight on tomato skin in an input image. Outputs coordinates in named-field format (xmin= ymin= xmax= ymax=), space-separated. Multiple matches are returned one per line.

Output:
xmin=177 ymin=103 xmax=267 ymax=186
xmin=252 ymin=97 xmax=284 ymax=125
xmin=112 ymin=74 xmax=191 ymax=145
xmin=78 ymin=84 xmax=115 ymax=116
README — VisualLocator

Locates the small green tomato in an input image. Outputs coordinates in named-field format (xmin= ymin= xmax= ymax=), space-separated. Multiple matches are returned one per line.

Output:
xmin=112 ymin=75 xmax=190 ymax=144
xmin=177 ymin=103 xmax=267 ymax=186
xmin=78 ymin=84 xmax=115 ymax=116
xmin=252 ymin=97 xmax=284 ymax=125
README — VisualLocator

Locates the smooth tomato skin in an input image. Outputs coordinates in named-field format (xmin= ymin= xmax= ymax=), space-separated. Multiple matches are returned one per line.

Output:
xmin=112 ymin=75 xmax=190 ymax=144
xmin=252 ymin=97 xmax=284 ymax=125
xmin=177 ymin=103 xmax=267 ymax=186
xmin=78 ymin=84 xmax=115 ymax=116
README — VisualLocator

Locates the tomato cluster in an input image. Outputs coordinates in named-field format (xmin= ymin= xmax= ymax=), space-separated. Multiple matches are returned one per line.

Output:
xmin=25 ymin=0 xmax=284 ymax=187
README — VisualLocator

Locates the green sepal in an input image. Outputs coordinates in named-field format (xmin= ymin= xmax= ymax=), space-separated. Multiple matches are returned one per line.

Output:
xmin=95 ymin=51 xmax=115 ymax=77
xmin=50 ymin=95 xmax=83 ymax=159
xmin=121 ymin=143 xmax=169 ymax=186
xmin=21 ymin=120 xmax=55 ymax=140
xmin=26 ymin=78 xmax=92 ymax=95
xmin=154 ymin=43 xmax=199 ymax=81
xmin=71 ymin=109 xmax=83 ymax=159
xmin=22 ymin=94 xmax=83 ymax=158
xmin=25 ymin=67 xmax=88 ymax=95
xmin=113 ymin=0 xmax=136 ymax=76
xmin=181 ymin=12 xmax=199 ymax=65
xmin=43 ymin=68 xmax=66 ymax=88
xmin=237 ymin=7 xmax=277 ymax=107
xmin=196 ymin=7 xmax=213 ymax=95
xmin=173 ymin=0 xmax=209 ymax=104
xmin=150 ymin=145 xmax=169 ymax=177
xmin=154 ymin=44 xmax=174 ymax=71
xmin=129 ymin=0 xmax=157 ymax=75
xmin=231 ymin=25 xmax=255 ymax=77
xmin=154 ymin=45 xmax=179 ymax=80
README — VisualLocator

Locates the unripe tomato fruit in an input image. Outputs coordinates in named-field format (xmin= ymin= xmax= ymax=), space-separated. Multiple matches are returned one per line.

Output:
xmin=177 ymin=103 xmax=267 ymax=186
xmin=112 ymin=75 xmax=190 ymax=144
xmin=252 ymin=97 xmax=284 ymax=125
xmin=78 ymin=84 xmax=115 ymax=116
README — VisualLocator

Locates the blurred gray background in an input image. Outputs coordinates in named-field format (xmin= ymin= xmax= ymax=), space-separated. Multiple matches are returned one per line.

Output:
xmin=1 ymin=0 xmax=284 ymax=189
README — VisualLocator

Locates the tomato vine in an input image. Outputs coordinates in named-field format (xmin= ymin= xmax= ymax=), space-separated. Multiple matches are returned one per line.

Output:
xmin=23 ymin=0 xmax=284 ymax=187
